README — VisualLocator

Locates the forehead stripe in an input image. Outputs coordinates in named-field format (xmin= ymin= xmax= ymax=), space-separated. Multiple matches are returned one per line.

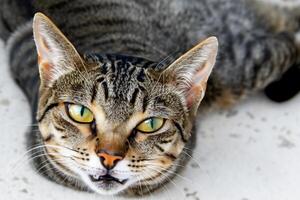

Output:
xmin=101 ymin=81 xmax=109 ymax=100
xmin=130 ymin=88 xmax=139 ymax=105
xmin=91 ymin=83 xmax=98 ymax=102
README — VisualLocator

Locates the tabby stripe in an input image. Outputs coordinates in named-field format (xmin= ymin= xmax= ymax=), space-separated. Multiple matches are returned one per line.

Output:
xmin=125 ymin=47 xmax=157 ymax=56
xmin=44 ymin=134 xmax=54 ymax=142
xmin=78 ymin=39 xmax=156 ymax=55
xmin=47 ymin=0 xmax=69 ymax=10
xmin=142 ymin=95 xmax=148 ymax=112
xmin=100 ymin=63 xmax=108 ymax=74
xmin=101 ymin=82 xmax=109 ymax=100
xmin=128 ymin=66 xmax=136 ymax=76
xmin=245 ymin=39 xmax=261 ymax=88
xmin=38 ymin=103 xmax=59 ymax=122
xmin=164 ymin=153 xmax=177 ymax=161
xmin=136 ymin=69 xmax=146 ymax=82
xmin=91 ymin=83 xmax=98 ymax=103
xmin=130 ymin=88 xmax=139 ymax=105
xmin=96 ymin=77 xmax=105 ymax=83
xmin=107 ymin=55 xmax=116 ymax=73
xmin=64 ymin=2 xmax=140 ymax=14
xmin=74 ymin=26 xmax=128 ymax=40
xmin=160 ymin=139 xmax=173 ymax=144
xmin=251 ymin=63 xmax=262 ymax=88
xmin=174 ymin=122 xmax=187 ymax=143
xmin=77 ymin=34 xmax=149 ymax=48
xmin=67 ymin=18 xmax=130 ymax=30
xmin=154 ymin=144 xmax=164 ymax=153
xmin=54 ymin=125 xmax=65 ymax=132
xmin=222 ymin=33 xmax=236 ymax=65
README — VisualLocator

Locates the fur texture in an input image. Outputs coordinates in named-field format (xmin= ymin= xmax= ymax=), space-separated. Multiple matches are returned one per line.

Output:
xmin=1 ymin=0 xmax=300 ymax=196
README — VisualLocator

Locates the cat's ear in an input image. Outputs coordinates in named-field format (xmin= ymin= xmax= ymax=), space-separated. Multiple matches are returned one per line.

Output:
xmin=163 ymin=37 xmax=218 ymax=117
xmin=33 ymin=12 xmax=84 ymax=87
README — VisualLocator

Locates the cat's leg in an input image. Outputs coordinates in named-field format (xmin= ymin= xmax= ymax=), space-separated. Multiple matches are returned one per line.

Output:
xmin=265 ymin=64 xmax=300 ymax=102
xmin=204 ymin=31 xmax=299 ymax=107
xmin=245 ymin=0 xmax=300 ymax=102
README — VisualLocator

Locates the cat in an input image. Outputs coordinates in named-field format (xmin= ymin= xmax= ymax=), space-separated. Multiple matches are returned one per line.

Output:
xmin=1 ymin=0 xmax=300 ymax=196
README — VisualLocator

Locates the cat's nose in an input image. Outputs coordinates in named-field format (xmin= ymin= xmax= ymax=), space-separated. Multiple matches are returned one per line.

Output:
xmin=98 ymin=151 xmax=123 ymax=170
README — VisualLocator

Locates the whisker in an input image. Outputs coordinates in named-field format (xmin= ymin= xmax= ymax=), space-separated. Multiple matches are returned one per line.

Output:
xmin=11 ymin=144 xmax=79 ymax=171
xmin=145 ymin=166 xmax=186 ymax=199
xmin=145 ymin=162 xmax=191 ymax=183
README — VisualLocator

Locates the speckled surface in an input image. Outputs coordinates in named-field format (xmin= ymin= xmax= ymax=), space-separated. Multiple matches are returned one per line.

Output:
xmin=1 ymin=11 xmax=300 ymax=200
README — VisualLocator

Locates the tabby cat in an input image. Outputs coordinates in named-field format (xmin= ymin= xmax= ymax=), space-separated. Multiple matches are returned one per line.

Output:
xmin=1 ymin=0 xmax=300 ymax=196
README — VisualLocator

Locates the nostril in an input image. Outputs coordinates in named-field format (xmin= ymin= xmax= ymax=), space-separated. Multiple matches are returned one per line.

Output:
xmin=113 ymin=157 xmax=121 ymax=165
xmin=99 ymin=155 xmax=105 ymax=163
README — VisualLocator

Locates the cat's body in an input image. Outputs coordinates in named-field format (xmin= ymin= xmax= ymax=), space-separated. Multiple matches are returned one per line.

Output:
xmin=3 ymin=0 xmax=300 ymax=106
xmin=1 ymin=0 xmax=300 ymax=196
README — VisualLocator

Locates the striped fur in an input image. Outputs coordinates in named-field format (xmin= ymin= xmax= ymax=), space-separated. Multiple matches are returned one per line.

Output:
xmin=1 ymin=0 xmax=300 ymax=196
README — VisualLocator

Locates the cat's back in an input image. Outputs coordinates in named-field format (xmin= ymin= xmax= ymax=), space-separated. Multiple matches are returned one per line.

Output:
xmin=5 ymin=0 xmax=283 ymax=107
xmin=30 ymin=0 xmax=259 ymax=59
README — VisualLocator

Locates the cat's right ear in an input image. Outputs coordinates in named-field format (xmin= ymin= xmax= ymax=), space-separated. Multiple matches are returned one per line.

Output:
xmin=153 ymin=37 xmax=218 ymax=119
xmin=33 ymin=12 xmax=84 ymax=87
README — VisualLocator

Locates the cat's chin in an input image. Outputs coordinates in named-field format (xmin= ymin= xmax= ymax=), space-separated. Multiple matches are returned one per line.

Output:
xmin=80 ymin=174 xmax=134 ymax=195
xmin=86 ymin=179 xmax=133 ymax=195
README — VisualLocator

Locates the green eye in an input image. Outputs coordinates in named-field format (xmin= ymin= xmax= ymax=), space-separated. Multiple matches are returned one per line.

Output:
xmin=136 ymin=117 xmax=165 ymax=133
xmin=67 ymin=104 xmax=94 ymax=123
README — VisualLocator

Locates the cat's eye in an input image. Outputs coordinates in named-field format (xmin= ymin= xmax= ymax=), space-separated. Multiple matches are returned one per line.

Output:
xmin=66 ymin=104 xmax=94 ymax=123
xmin=136 ymin=117 xmax=165 ymax=133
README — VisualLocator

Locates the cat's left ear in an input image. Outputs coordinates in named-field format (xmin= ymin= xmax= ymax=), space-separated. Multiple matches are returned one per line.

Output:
xmin=33 ymin=12 xmax=84 ymax=87
xmin=163 ymin=37 xmax=218 ymax=117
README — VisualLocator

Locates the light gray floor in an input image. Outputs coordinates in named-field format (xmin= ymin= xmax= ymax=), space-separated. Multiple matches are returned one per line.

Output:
xmin=0 ymin=11 xmax=300 ymax=200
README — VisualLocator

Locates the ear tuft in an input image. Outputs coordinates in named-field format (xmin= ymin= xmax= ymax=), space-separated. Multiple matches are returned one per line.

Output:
xmin=33 ymin=12 xmax=83 ymax=87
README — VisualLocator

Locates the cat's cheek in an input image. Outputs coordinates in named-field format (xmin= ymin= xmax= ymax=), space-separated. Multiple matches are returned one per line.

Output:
xmin=38 ymin=122 xmax=50 ymax=141
xmin=159 ymin=135 xmax=185 ymax=160
xmin=172 ymin=136 xmax=185 ymax=155
xmin=38 ymin=122 xmax=60 ymax=143
xmin=111 ymin=160 xmax=133 ymax=180
xmin=39 ymin=122 xmax=68 ymax=147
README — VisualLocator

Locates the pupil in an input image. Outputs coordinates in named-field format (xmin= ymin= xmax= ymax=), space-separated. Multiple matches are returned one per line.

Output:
xmin=80 ymin=106 xmax=85 ymax=117
xmin=150 ymin=118 xmax=154 ymax=128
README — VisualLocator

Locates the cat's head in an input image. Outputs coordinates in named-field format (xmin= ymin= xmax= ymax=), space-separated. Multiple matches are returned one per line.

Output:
xmin=33 ymin=13 xmax=218 ymax=195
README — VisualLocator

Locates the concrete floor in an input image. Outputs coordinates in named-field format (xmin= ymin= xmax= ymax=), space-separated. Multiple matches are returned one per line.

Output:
xmin=0 ymin=7 xmax=300 ymax=199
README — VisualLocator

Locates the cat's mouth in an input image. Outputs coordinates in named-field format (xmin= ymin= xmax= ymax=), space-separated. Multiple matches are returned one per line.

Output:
xmin=89 ymin=174 xmax=128 ymax=185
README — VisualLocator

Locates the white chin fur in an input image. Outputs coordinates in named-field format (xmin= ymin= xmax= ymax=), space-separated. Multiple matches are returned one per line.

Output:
xmin=71 ymin=166 xmax=135 ymax=195
xmin=80 ymin=174 xmax=135 ymax=195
